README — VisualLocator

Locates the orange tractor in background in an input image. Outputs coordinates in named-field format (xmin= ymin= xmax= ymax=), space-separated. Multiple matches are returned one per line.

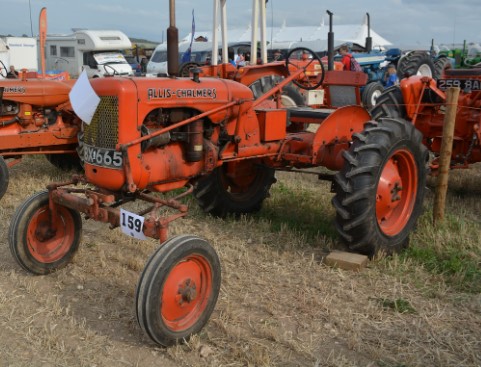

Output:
xmin=0 ymin=60 xmax=81 ymax=200
xmin=371 ymin=68 xmax=481 ymax=168
xmin=9 ymin=0 xmax=428 ymax=346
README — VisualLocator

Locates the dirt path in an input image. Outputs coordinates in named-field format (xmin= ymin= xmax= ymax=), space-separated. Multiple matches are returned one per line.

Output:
xmin=0 ymin=157 xmax=479 ymax=367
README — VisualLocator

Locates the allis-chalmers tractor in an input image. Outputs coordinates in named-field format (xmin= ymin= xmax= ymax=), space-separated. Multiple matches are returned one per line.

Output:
xmin=0 ymin=61 xmax=81 ymax=200
xmin=371 ymin=68 xmax=481 ymax=168
xmin=8 ymin=0 xmax=428 ymax=346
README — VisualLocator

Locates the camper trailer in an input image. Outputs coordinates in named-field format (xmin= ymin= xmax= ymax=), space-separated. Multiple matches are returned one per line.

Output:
xmin=43 ymin=30 xmax=134 ymax=78
xmin=0 ymin=36 xmax=38 ymax=78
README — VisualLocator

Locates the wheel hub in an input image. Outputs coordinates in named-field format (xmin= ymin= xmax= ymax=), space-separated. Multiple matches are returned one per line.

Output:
xmin=177 ymin=278 xmax=197 ymax=304
xmin=377 ymin=158 xmax=403 ymax=224
xmin=34 ymin=220 xmax=56 ymax=242
xmin=376 ymin=150 xmax=417 ymax=237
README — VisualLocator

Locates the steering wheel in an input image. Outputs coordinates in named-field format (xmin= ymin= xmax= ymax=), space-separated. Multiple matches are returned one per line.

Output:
xmin=103 ymin=64 xmax=119 ymax=76
xmin=285 ymin=47 xmax=325 ymax=90
xmin=179 ymin=62 xmax=201 ymax=77
xmin=0 ymin=60 xmax=7 ymax=78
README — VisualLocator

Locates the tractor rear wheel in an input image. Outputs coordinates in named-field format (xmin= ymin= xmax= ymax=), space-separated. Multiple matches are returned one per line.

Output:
xmin=397 ymin=51 xmax=435 ymax=79
xmin=45 ymin=153 xmax=83 ymax=172
xmin=135 ymin=235 xmax=221 ymax=346
xmin=8 ymin=190 xmax=82 ymax=274
xmin=194 ymin=161 xmax=276 ymax=217
xmin=332 ymin=117 xmax=428 ymax=257
xmin=0 ymin=157 xmax=9 ymax=200
xmin=370 ymin=86 xmax=406 ymax=120
xmin=362 ymin=82 xmax=384 ymax=109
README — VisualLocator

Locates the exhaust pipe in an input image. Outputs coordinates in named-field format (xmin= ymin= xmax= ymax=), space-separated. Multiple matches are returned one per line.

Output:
xmin=326 ymin=10 xmax=334 ymax=71
xmin=167 ymin=0 xmax=179 ymax=77
xmin=365 ymin=12 xmax=372 ymax=53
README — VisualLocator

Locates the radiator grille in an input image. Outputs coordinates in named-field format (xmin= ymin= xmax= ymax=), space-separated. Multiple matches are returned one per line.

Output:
xmin=83 ymin=96 xmax=119 ymax=149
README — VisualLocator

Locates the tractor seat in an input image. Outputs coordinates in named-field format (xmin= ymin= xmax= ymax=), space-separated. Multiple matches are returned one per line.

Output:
xmin=287 ymin=107 xmax=334 ymax=124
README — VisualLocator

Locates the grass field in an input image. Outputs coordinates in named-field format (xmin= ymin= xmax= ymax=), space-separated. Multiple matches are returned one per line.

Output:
xmin=0 ymin=156 xmax=479 ymax=367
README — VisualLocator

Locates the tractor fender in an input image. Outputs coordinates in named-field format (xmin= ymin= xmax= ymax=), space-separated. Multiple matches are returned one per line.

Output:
xmin=312 ymin=105 xmax=371 ymax=170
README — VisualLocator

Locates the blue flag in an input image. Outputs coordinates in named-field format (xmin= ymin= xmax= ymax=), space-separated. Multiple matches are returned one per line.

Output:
xmin=181 ymin=9 xmax=195 ymax=63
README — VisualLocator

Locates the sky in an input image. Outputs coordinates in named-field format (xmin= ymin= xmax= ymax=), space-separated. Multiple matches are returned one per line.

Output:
xmin=1 ymin=0 xmax=480 ymax=49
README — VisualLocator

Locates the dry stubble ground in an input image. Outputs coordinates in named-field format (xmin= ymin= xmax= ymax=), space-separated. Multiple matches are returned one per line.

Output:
xmin=0 ymin=156 xmax=480 ymax=367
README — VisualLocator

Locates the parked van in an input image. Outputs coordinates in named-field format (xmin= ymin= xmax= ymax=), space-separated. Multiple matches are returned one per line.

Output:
xmin=44 ymin=30 xmax=134 ymax=78
xmin=146 ymin=41 xmax=252 ymax=77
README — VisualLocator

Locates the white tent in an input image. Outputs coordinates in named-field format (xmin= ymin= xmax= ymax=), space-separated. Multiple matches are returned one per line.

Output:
xmin=182 ymin=16 xmax=391 ymax=51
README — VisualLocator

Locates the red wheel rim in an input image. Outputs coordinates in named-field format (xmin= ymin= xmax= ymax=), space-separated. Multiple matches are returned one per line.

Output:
xmin=26 ymin=205 xmax=76 ymax=263
xmin=376 ymin=149 xmax=418 ymax=236
xmin=161 ymin=254 xmax=213 ymax=332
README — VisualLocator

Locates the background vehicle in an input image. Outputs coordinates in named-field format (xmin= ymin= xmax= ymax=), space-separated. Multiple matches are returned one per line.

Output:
xmin=437 ymin=41 xmax=481 ymax=69
xmin=124 ymin=55 xmax=142 ymax=76
xmin=146 ymin=41 xmax=253 ymax=77
xmin=146 ymin=41 xmax=214 ymax=77
xmin=332 ymin=13 xmax=437 ymax=109
xmin=0 ymin=64 xmax=81 ymax=200
xmin=371 ymin=68 xmax=481 ymax=169
xmin=10 ymin=0 xmax=426 ymax=348
xmin=43 ymin=30 xmax=134 ymax=78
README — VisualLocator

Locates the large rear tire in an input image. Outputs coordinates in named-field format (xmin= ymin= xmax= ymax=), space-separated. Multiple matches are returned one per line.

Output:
xmin=434 ymin=56 xmax=452 ymax=79
xmin=332 ymin=118 xmax=428 ymax=256
xmin=8 ymin=190 xmax=82 ymax=274
xmin=0 ymin=157 xmax=9 ymax=200
xmin=370 ymin=86 xmax=406 ymax=120
xmin=194 ymin=161 xmax=276 ymax=218
xmin=135 ymin=235 xmax=221 ymax=346
xmin=397 ymin=51 xmax=435 ymax=79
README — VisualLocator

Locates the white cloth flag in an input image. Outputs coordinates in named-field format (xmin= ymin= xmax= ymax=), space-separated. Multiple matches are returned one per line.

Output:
xmin=69 ymin=70 xmax=100 ymax=125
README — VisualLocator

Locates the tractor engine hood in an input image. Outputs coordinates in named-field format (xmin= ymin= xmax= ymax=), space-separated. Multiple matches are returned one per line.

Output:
xmin=0 ymin=79 xmax=75 ymax=107
xmin=81 ymin=76 xmax=255 ymax=192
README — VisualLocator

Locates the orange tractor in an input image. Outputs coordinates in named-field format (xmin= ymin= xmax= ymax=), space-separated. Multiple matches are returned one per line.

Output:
xmin=0 ymin=61 xmax=81 ymax=200
xmin=371 ymin=68 xmax=481 ymax=168
xmin=9 ymin=0 xmax=428 ymax=346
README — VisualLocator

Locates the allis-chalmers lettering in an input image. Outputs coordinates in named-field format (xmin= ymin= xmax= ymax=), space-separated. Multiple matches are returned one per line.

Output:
xmin=3 ymin=86 xmax=26 ymax=94
xmin=148 ymin=88 xmax=217 ymax=100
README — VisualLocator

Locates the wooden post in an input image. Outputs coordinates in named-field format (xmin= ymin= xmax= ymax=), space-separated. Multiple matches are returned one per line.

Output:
xmin=433 ymin=87 xmax=460 ymax=224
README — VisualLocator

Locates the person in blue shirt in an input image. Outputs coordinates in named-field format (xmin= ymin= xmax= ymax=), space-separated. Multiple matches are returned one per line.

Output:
xmin=384 ymin=64 xmax=399 ymax=87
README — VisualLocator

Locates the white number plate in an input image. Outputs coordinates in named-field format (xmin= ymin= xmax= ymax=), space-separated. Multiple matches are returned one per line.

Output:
xmin=437 ymin=79 xmax=481 ymax=91
xmin=120 ymin=208 xmax=146 ymax=240
xmin=83 ymin=144 xmax=123 ymax=168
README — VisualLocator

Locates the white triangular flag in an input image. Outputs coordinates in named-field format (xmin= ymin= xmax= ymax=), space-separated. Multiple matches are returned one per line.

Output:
xmin=69 ymin=70 xmax=100 ymax=125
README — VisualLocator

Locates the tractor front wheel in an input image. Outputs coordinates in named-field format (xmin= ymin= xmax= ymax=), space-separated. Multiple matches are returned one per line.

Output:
xmin=332 ymin=117 xmax=428 ymax=256
xmin=362 ymin=82 xmax=384 ymax=110
xmin=0 ymin=157 xmax=9 ymax=200
xmin=194 ymin=161 xmax=276 ymax=217
xmin=8 ymin=190 xmax=82 ymax=274
xmin=135 ymin=235 xmax=221 ymax=346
